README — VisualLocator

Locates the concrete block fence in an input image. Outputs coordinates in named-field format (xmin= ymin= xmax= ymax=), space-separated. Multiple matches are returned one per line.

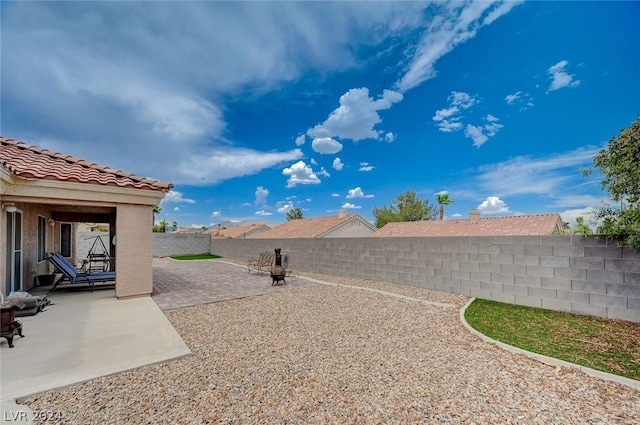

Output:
xmin=153 ymin=233 xmax=211 ymax=257
xmin=204 ymin=235 xmax=640 ymax=323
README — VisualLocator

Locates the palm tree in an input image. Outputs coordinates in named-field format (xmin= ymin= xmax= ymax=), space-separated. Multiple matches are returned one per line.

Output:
xmin=435 ymin=192 xmax=454 ymax=221
xmin=573 ymin=216 xmax=593 ymax=235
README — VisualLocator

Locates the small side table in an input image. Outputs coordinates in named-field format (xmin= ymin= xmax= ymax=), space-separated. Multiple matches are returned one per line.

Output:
xmin=1 ymin=300 xmax=26 ymax=348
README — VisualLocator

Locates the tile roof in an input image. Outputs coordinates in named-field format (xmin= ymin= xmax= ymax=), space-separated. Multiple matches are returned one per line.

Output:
xmin=215 ymin=224 xmax=270 ymax=239
xmin=0 ymin=137 xmax=173 ymax=192
xmin=371 ymin=214 xmax=564 ymax=237
xmin=255 ymin=213 xmax=368 ymax=238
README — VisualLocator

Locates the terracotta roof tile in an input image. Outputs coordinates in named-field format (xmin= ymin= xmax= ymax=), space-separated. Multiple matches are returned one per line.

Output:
xmin=255 ymin=213 xmax=367 ymax=238
xmin=371 ymin=214 xmax=564 ymax=237
xmin=0 ymin=137 xmax=173 ymax=192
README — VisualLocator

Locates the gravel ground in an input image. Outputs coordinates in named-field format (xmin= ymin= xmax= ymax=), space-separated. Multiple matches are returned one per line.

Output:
xmin=24 ymin=273 xmax=640 ymax=424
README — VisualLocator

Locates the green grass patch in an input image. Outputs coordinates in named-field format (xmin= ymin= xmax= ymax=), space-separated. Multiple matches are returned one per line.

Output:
xmin=464 ymin=299 xmax=640 ymax=380
xmin=170 ymin=254 xmax=221 ymax=260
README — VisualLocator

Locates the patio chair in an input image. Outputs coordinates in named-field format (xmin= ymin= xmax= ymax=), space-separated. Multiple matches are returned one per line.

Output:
xmin=46 ymin=253 xmax=115 ymax=293
xmin=247 ymin=251 xmax=274 ymax=276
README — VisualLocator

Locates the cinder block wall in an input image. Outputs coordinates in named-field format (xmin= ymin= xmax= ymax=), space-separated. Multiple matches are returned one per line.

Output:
xmin=208 ymin=235 xmax=640 ymax=323
xmin=153 ymin=233 xmax=211 ymax=257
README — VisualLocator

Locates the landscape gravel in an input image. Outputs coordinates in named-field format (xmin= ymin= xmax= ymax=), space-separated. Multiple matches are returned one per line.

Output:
xmin=24 ymin=273 xmax=640 ymax=424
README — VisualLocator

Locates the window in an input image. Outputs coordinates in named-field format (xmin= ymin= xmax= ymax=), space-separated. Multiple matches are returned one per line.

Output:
xmin=37 ymin=216 xmax=46 ymax=262
xmin=61 ymin=223 xmax=72 ymax=257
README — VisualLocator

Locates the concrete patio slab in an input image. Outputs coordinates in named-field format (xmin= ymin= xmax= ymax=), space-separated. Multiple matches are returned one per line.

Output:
xmin=0 ymin=289 xmax=191 ymax=403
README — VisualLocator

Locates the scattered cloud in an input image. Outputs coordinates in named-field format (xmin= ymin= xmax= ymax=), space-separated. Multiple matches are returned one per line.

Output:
xmin=477 ymin=196 xmax=510 ymax=214
xmin=359 ymin=162 xmax=375 ymax=172
xmin=318 ymin=167 xmax=330 ymax=178
xmin=505 ymin=91 xmax=521 ymax=105
xmin=211 ymin=211 xmax=221 ymax=218
xmin=464 ymin=115 xmax=503 ymax=147
xmin=433 ymin=91 xmax=477 ymax=132
xmin=477 ymin=146 xmax=601 ymax=197
xmin=558 ymin=207 xmax=597 ymax=228
xmin=396 ymin=1 xmax=524 ymax=92
xmin=346 ymin=187 xmax=374 ymax=199
xmin=547 ymin=60 xmax=580 ymax=93
xmin=311 ymin=137 xmax=343 ymax=154
xmin=161 ymin=190 xmax=196 ymax=205
xmin=295 ymin=134 xmax=306 ymax=146
xmin=282 ymin=160 xmax=321 ymax=188
xmin=465 ymin=125 xmax=488 ymax=147
xmin=384 ymin=132 xmax=396 ymax=143
xmin=255 ymin=210 xmax=272 ymax=216
xmin=276 ymin=202 xmax=294 ymax=214
xmin=331 ymin=193 xmax=340 ymax=197
xmin=332 ymin=157 xmax=344 ymax=171
xmin=255 ymin=186 xmax=269 ymax=205
xmin=341 ymin=202 xmax=361 ymax=209
xmin=176 ymin=148 xmax=303 ymax=185
xmin=307 ymin=88 xmax=403 ymax=142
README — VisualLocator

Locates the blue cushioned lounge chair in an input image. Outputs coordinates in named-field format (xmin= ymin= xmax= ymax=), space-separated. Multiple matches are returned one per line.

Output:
xmin=46 ymin=253 xmax=115 ymax=293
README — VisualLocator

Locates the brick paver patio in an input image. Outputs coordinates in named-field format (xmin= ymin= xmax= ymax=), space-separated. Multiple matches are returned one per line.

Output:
xmin=151 ymin=258 xmax=319 ymax=310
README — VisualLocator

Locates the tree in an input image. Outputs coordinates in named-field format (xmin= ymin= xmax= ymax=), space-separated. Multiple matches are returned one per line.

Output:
xmin=573 ymin=216 xmax=593 ymax=235
xmin=172 ymin=221 xmax=178 ymax=232
xmin=585 ymin=116 xmax=640 ymax=249
xmin=372 ymin=190 xmax=437 ymax=228
xmin=286 ymin=207 xmax=304 ymax=221
xmin=435 ymin=191 xmax=454 ymax=221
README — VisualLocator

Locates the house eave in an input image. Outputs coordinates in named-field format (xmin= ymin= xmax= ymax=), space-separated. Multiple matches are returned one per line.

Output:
xmin=0 ymin=173 xmax=167 ymax=206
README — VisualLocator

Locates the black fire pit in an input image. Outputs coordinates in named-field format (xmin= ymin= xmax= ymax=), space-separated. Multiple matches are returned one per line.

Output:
xmin=271 ymin=248 xmax=286 ymax=285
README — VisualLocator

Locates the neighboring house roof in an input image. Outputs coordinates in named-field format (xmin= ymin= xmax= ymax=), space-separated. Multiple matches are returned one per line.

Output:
xmin=215 ymin=224 xmax=271 ymax=239
xmin=255 ymin=211 xmax=377 ymax=238
xmin=0 ymin=137 xmax=172 ymax=192
xmin=371 ymin=213 xmax=564 ymax=237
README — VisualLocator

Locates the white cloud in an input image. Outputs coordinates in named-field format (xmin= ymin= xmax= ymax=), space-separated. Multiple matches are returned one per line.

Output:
xmin=295 ymin=134 xmax=306 ymax=146
xmin=173 ymin=206 xmax=180 ymax=212
xmin=311 ymin=137 xmax=343 ymax=154
xmin=433 ymin=106 xmax=459 ymax=122
xmin=255 ymin=210 xmax=272 ymax=216
xmin=437 ymin=120 xmax=464 ymax=132
xmin=505 ymin=91 xmax=521 ymax=104
xmin=477 ymin=146 xmax=601 ymax=197
xmin=318 ymin=167 xmax=330 ymax=178
xmin=396 ymin=1 xmax=523 ymax=92
xmin=161 ymin=190 xmax=196 ymax=204
xmin=346 ymin=187 xmax=374 ymax=199
xmin=255 ymin=186 xmax=269 ymax=205
xmin=559 ymin=207 xmax=597 ymax=229
xmin=331 ymin=193 xmax=340 ymax=197
xmin=341 ymin=202 xmax=361 ymax=209
xmin=176 ymin=148 xmax=303 ymax=185
xmin=477 ymin=196 xmax=510 ymax=214
xmin=547 ymin=60 xmax=580 ymax=92
xmin=307 ymin=88 xmax=403 ymax=142
xmin=332 ymin=157 xmax=344 ymax=171
xmin=211 ymin=211 xmax=221 ymax=218
xmin=433 ymin=91 xmax=477 ymax=133
xmin=465 ymin=124 xmax=489 ymax=147
xmin=359 ymin=162 xmax=375 ymax=172
xmin=282 ymin=160 xmax=321 ymax=188
xmin=277 ymin=202 xmax=294 ymax=214
xmin=450 ymin=91 xmax=476 ymax=109
xmin=464 ymin=115 xmax=503 ymax=147
xmin=384 ymin=132 xmax=395 ymax=143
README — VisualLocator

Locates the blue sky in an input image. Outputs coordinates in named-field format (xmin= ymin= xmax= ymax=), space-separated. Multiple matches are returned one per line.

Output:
xmin=2 ymin=1 xmax=639 ymax=229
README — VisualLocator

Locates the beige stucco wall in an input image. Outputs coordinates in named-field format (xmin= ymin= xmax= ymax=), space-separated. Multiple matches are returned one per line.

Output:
xmin=115 ymin=204 xmax=154 ymax=299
